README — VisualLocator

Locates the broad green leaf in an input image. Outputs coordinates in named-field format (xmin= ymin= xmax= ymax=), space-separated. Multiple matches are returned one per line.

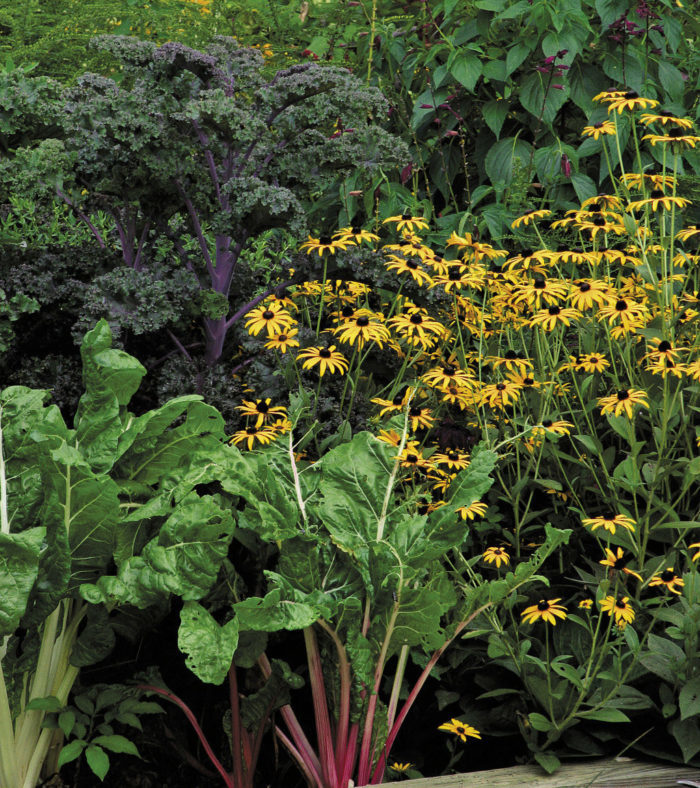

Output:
xmin=59 ymin=710 xmax=76 ymax=738
xmin=178 ymin=601 xmax=239 ymax=685
xmin=534 ymin=751 xmax=561 ymax=773
xmin=57 ymin=739 xmax=87 ymax=768
xmin=580 ymin=708 xmax=630 ymax=723
xmin=571 ymin=173 xmax=597 ymax=203
xmin=239 ymin=659 xmax=304 ymax=730
xmin=505 ymin=42 xmax=531 ymax=77
xmin=85 ymin=744 xmax=110 ymax=780
xmin=25 ymin=696 xmax=63 ymax=712
xmin=0 ymin=528 xmax=44 ymax=637
xmin=680 ymin=677 xmax=700 ymax=720
xmin=484 ymin=137 xmax=532 ymax=185
xmin=449 ymin=52 xmax=482 ymax=92
xmin=528 ymin=712 xmax=554 ymax=732
xmin=482 ymin=99 xmax=509 ymax=139
xmin=233 ymin=588 xmax=323 ymax=632
xmin=670 ymin=717 xmax=700 ymax=762
xmin=81 ymin=494 xmax=234 ymax=608
xmin=74 ymin=319 xmax=146 ymax=473
xmin=519 ymin=73 xmax=569 ymax=125
xmin=71 ymin=605 xmax=115 ymax=667
xmin=658 ymin=61 xmax=685 ymax=102
xmin=91 ymin=734 xmax=140 ymax=756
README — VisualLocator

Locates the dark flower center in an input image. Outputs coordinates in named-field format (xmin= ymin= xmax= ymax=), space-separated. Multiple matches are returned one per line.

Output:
xmin=505 ymin=350 xmax=518 ymax=359
xmin=615 ymin=299 xmax=628 ymax=311
xmin=548 ymin=305 xmax=561 ymax=315
xmin=617 ymin=390 xmax=630 ymax=400
xmin=592 ymin=124 xmax=603 ymax=130
xmin=409 ymin=406 xmax=422 ymax=417
xmin=410 ymin=314 xmax=423 ymax=324
xmin=660 ymin=570 xmax=675 ymax=582
xmin=588 ymin=201 xmax=602 ymax=211
xmin=534 ymin=277 xmax=546 ymax=289
xmin=406 ymin=453 xmax=418 ymax=463
xmin=278 ymin=334 xmax=287 ymax=341
xmin=443 ymin=364 xmax=456 ymax=375
xmin=246 ymin=427 xmax=258 ymax=435
xmin=592 ymin=214 xmax=606 ymax=226
xmin=624 ymin=90 xmax=639 ymax=99
xmin=256 ymin=402 xmax=269 ymax=413
xmin=669 ymin=128 xmax=685 ymax=138
xmin=448 ymin=451 xmax=459 ymax=460
xmin=589 ymin=356 xmax=599 ymax=363
xmin=448 ymin=269 xmax=462 ymax=281
xmin=496 ymin=383 xmax=506 ymax=391
xmin=320 ymin=235 xmax=332 ymax=244
xmin=401 ymin=212 xmax=412 ymax=220
xmin=602 ymin=513 xmax=616 ymax=520
xmin=659 ymin=110 xmax=674 ymax=117
xmin=319 ymin=348 xmax=332 ymax=358
xmin=523 ymin=377 xmax=535 ymax=385
xmin=406 ymin=260 xmax=419 ymax=269
xmin=262 ymin=310 xmax=275 ymax=319
xmin=578 ymin=282 xmax=591 ymax=292
xmin=613 ymin=555 xmax=628 ymax=569
xmin=521 ymin=248 xmax=533 ymax=257
xmin=537 ymin=600 xmax=550 ymax=611
xmin=392 ymin=393 xmax=405 ymax=405
xmin=341 ymin=305 xmax=355 ymax=317
xmin=650 ymin=189 xmax=665 ymax=198
xmin=542 ymin=419 xmax=553 ymax=427
xmin=356 ymin=316 xmax=370 ymax=327
xmin=658 ymin=340 xmax=672 ymax=352
xmin=615 ymin=598 xmax=627 ymax=609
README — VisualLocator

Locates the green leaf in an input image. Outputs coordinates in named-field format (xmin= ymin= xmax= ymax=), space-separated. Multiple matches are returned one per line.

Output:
xmin=657 ymin=61 xmax=685 ymax=102
xmin=91 ymin=734 xmax=140 ymax=757
xmin=178 ymin=601 xmax=239 ymax=685
xmin=233 ymin=588 xmax=323 ymax=632
xmin=81 ymin=494 xmax=234 ymax=607
xmin=579 ymin=708 xmax=630 ymax=723
xmin=570 ymin=173 xmax=597 ymax=204
xmin=505 ymin=42 xmax=531 ymax=77
xmin=449 ymin=52 xmax=482 ymax=92
xmin=534 ymin=751 xmax=561 ymax=773
xmin=482 ymin=99 xmax=509 ymax=139
xmin=680 ymin=677 xmax=700 ymax=721
xmin=239 ymin=659 xmax=303 ymax=730
xmin=528 ymin=712 xmax=554 ymax=732
xmin=71 ymin=605 xmax=116 ymax=667
xmin=484 ymin=137 xmax=532 ymax=185
xmin=519 ymin=73 xmax=569 ymax=125
xmin=0 ymin=528 xmax=44 ymax=637
xmin=85 ymin=744 xmax=110 ymax=780
xmin=57 ymin=739 xmax=87 ymax=768
xmin=25 ymin=695 xmax=63 ymax=712
xmin=59 ymin=710 xmax=76 ymax=738
xmin=670 ymin=717 xmax=700 ymax=762
xmin=495 ymin=0 xmax=530 ymax=19
xmin=74 ymin=320 xmax=146 ymax=473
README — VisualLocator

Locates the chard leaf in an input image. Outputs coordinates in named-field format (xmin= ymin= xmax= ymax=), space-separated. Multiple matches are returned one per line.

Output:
xmin=74 ymin=319 xmax=146 ymax=473
xmin=233 ymin=588 xmax=324 ymax=632
xmin=238 ymin=659 xmax=303 ymax=730
xmin=178 ymin=601 xmax=239 ymax=685
xmin=0 ymin=528 xmax=44 ymax=637
xmin=80 ymin=494 xmax=234 ymax=608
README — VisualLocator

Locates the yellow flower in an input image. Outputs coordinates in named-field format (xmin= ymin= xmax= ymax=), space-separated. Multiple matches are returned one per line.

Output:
xmin=649 ymin=567 xmax=685 ymax=595
xmin=438 ymin=719 xmax=481 ymax=742
xmin=457 ymin=501 xmax=488 ymax=520
xmin=483 ymin=546 xmax=510 ymax=568
xmin=511 ymin=209 xmax=551 ymax=228
xmin=521 ymin=598 xmax=568 ymax=625
xmin=236 ymin=398 xmax=287 ymax=428
xmin=245 ymin=304 xmax=296 ymax=337
xmin=606 ymin=92 xmax=659 ymax=114
xmin=582 ymin=120 xmax=616 ymax=139
xmin=263 ymin=329 xmax=300 ymax=353
xmin=578 ymin=598 xmax=593 ymax=609
xmin=599 ymin=547 xmax=642 ymax=581
xmin=299 ymin=234 xmax=352 ymax=256
xmin=598 ymin=388 xmax=649 ymax=419
xmin=600 ymin=595 xmax=635 ymax=625
xmin=582 ymin=513 xmax=636 ymax=534
xmin=297 ymin=345 xmax=349 ymax=376
xmin=229 ymin=425 xmax=278 ymax=451
xmin=382 ymin=213 xmax=430 ymax=233
xmin=390 ymin=762 xmax=413 ymax=773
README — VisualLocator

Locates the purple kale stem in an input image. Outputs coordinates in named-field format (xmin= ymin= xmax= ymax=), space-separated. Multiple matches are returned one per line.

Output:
xmin=192 ymin=119 xmax=224 ymax=206
xmin=224 ymin=278 xmax=296 ymax=332
xmin=55 ymin=187 xmax=107 ymax=249
xmin=174 ymin=179 xmax=215 ymax=278
xmin=167 ymin=329 xmax=193 ymax=361
xmin=132 ymin=220 xmax=151 ymax=272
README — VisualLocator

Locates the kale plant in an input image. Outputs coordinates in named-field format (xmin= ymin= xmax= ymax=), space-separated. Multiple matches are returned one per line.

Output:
xmin=27 ymin=35 xmax=407 ymax=369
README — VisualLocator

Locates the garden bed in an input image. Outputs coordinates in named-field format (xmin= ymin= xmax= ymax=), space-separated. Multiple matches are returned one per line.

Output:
xmin=376 ymin=757 xmax=700 ymax=788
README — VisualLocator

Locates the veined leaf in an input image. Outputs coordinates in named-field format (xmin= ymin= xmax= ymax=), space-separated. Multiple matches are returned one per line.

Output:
xmin=0 ymin=529 xmax=44 ymax=637
xmin=178 ymin=601 xmax=239 ymax=685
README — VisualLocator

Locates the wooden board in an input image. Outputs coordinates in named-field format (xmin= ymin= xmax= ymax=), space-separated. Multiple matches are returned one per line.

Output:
xmin=375 ymin=757 xmax=700 ymax=788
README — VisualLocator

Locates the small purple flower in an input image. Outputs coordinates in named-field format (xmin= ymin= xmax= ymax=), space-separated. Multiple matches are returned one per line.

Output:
xmin=561 ymin=154 xmax=571 ymax=178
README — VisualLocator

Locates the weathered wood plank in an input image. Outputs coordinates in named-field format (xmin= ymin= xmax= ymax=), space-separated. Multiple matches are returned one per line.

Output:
xmin=375 ymin=757 xmax=700 ymax=788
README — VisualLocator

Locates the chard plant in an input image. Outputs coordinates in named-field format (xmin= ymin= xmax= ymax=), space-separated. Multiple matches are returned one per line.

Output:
xmin=84 ymin=395 xmax=570 ymax=786
xmin=0 ymin=319 xmax=238 ymax=788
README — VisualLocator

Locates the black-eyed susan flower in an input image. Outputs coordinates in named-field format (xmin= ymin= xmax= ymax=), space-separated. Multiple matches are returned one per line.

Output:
xmin=646 ymin=357 xmax=687 ymax=379
xmin=582 ymin=120 xmax=616 ymax=139
xmin=371 ymin=387 xmax=414 ymax=418
xmin=389 ymin=762 xmax=413 ymax=773
xmin=592 ymin=88 xmax=627 ymax=103
xmin=397 ymin=445 xmax=435 ymax=471
xmin=538 ymin=419 xmax=574 ymax=436
xmin=598 ymin=388 xmax=649 ymax=419
xmin=422 ymin=363 xmax=474 ymax=390
xmin=578 ymin=598 xmax=594 ymax=609
xmin=438 ymin=719 xmax=481 ymax=742
xmin=606 ymin=91 xmax=659 ymax=114
xmin=581 ymin=194 xmax=623 ymax=210
xmin=433 ymin=449 xmax=470 ymax=470
xmin=333 ymin=225 xmax=380 ymax=244
xmin=480 ymin=380 xmax=522 ymax=409
xmin=600 ymin=595 xmax=635 ymax=625
xmin=483 ymin=546 xmax=510 ymax=568
xmin=639 ymin=110 xmax=694 ymax=128
xmin=229 ymin=425 xmax=278 ymax=451
xmin=568 ymin=279 xmax=613 ymax=311
xmin=600 ymin=547 xmax=643 ymax=581
xmin=597 ymin=298 xmax=647 ymax=333
xmin=582 ymin=512 xmax=636 ymax=534
xmin=376 ymin=429 xmax=402 ymax=447
xmin=688 ymin=543 xmax=700 ymax=562
xmin=529 ymin=305 xmax=580 ymax=331
xmin=299 ymin=234 xmax=352 ymax=256
xmin=621 ymin=172 xmax=676 ymax=190
xmin=333 ymin=314 xmax=390 ymax=349
xmin=388 ymin=309 xmax=447 ymax=350
xmin=297 ymin=345 xmax=349 ymax=376
xmin=245 ymin=303 xmax=296 ymax=337
xmin=263 ymin=329 xmax=300 ymax=353
xmin=236 ymin=398 xmax=287 ymax=428
xmin=512 ymin=276 xmax=568 ymax=307
xmin=521 ymin=598 xmax=568 ymax=625
xmin=577 ymin=353 xmax=610 ymax=374
xmin=490 ymin=350 xmax=533 ymax=374
xmin=676 ymin=226 xmax=700 ymax=242
xmin=649 ymin=567 xmax=685 ymax=595
xmin=407 ymin=404 xmax=435 ymax=431
xmin=383 ymin=213 xmax=430 ymax=233
xmin=511 ymin=209 xmax=552 ymax=228
xmin=641 ymin=129 xmax=700 ymax=148
xmin=384 ymin=255 xmax=433 ymax=286
xmin=627 ymin=191 xmax=691 ymax=211
xmin=458 ymin=500 xmax=488 ymax=520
